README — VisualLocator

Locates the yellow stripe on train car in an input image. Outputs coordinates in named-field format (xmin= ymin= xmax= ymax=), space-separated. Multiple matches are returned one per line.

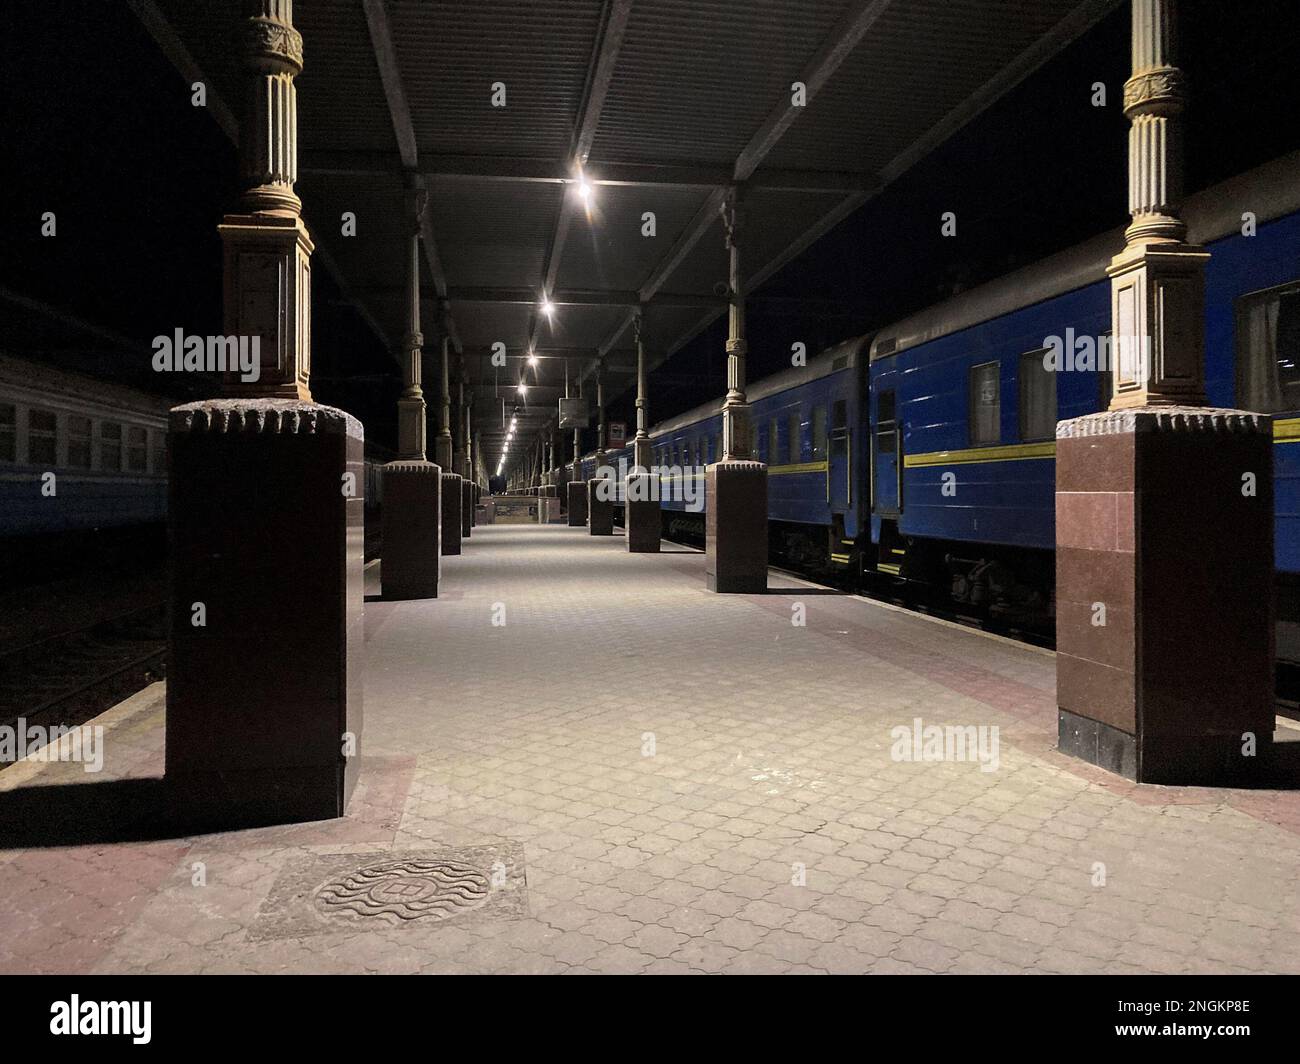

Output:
xmin=903 ymin=442 xmax=1056 ymax=467
xmin=1274 ymin=417 xmax=1300 ymax=443
xmin=767 ymin=460 xmax=828 ymax=475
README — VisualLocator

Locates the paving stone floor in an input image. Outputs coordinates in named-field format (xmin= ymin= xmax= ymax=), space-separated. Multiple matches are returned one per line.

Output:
xmin=2 ymin=523 xmax=1298 ymax=974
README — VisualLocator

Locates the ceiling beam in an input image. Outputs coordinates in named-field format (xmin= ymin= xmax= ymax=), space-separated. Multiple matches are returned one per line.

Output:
xmin=443 ymin=287 xmax=724 ymax=309
xmin=300 ymin=152 xmax=875 ymax=194
xmin=361 ymin=0 xmax=462 ymax=355
xmin=530 ymin=0 xmax=635 ymax=354
xmin=733 ymin=0 xmax=893 ymax=182
xmin=572 ymin=0 xmax=635 ymax=166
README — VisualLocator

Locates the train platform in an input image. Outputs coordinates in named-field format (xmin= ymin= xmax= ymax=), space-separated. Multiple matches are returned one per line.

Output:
xmin=1 ymin=522 xmax=1298 ymax=975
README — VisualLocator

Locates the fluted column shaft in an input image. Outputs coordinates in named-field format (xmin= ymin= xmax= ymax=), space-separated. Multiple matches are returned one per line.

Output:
xmin=720 ymin=189 xmax=752 ymax=459
xmin=395 ymin=215 xmax=426 ymax=460
xmin=633 ymin=310 xmax=650 ymax=470
xmin=237 ymin=0 xmax=302 ymax=217
xmin=1107 ymin=0 xmax=1207 ymax=409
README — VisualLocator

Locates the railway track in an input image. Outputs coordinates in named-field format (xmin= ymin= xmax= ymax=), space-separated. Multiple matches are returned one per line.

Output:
xmin=0 ymin=603 xmax=166 ymax=750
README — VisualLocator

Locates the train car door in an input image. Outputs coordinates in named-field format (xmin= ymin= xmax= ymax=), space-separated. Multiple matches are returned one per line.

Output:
xmin=829 ymin=398 xmax=851 ymax=509
xmin=873 ymin=389 xmax=901 ymax=515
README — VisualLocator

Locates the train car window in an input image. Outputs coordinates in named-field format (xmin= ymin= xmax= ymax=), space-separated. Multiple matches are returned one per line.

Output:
xmin=1019 ymin=350 xmax=1057 ymax=441
xmin=126 ymin=425 xmax=148 ymax=472
xmin=100 ymin=421 xmax=122 ymax=471
xmin=1237 ymin=282 xmax=1300 ymax=413
xmin=769 ymin=417 xmax=779 ymax=464
xmin=833 ymin=399 xmax=847 ymax=430
xmin=969 ymin=362 xmax=1000 ymax=446
xmin=876 ymin=391 xmax=897 ymax=454
xmin=0 ymin=404 xmax=15 ymax=463
xmin=28 ymin=408 xmax=57 ymax=466
xmin=812 ymin=406 xmax=827 ymax=459
xmin=788 ymin=411 xmax=801 ymax=464
xmin=756 ymin=424 xmax=767 ymax=461
xmin=67 ymin=415 xmax=92 ymax=469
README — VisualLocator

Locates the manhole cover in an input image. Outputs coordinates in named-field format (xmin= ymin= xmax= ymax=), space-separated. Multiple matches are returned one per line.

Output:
xmin=314 ymin=858 xmax=491 ymax=923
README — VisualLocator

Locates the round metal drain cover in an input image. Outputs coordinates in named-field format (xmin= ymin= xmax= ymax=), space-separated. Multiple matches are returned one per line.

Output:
xmin=314 ymin=858 xmax=491 ymax=922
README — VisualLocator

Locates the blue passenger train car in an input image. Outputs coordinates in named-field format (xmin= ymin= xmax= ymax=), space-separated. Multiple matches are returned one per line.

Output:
xmin=866 ymin=151 xmax=1300 ymax=612
xmin=564 ymin=152 xmax=1300 ymax=626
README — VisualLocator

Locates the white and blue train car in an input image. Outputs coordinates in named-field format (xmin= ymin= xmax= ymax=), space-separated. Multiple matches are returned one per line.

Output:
xmin=0 ymin=356 xmax=170 ymax=537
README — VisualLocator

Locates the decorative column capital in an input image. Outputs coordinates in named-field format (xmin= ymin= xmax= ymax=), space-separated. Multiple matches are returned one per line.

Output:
xmin=240 ymin=12 xmax=304 ymax=76
xmin=1122 ymin=66 xmax=1187 ymax=118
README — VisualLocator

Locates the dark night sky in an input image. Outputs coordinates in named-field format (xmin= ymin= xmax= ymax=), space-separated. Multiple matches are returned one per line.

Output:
xmin=3 ymin=1 xmax=1299 ymax=453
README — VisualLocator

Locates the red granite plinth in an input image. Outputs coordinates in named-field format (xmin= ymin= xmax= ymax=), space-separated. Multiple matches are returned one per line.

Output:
xmin=381 ymin=460 xmax=442 ymax=599
xmin=626 ymin=472 xmax=660 ymax=553
xmin=588 ymin=479 xmax=614 ymax=535
xmin=1055 ymin=408 xmax=1273 ymax=784
xmin=706 ymin=461 xmax=768 ymax=594
xmin=165 ymin=399 xmax=364 ymax=827
xmin=441 ymin=472 xmax=462 ymax=556
xmin=568 ymin=481 xmax=588 ymax=527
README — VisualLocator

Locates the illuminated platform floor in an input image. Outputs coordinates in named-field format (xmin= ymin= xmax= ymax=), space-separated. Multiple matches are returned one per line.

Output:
xmin=2 ymin=523 xmax=1299 ymax=974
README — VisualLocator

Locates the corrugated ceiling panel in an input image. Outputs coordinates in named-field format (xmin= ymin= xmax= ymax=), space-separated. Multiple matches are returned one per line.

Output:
xmin=591 ymin=0 xmax=853 ymax=167
xmin=451 ymin=301 xmax=533 ymax=348
xmin=556 ymin=185 xmax=713 ymax=292
xmin=763 ymin=0 xmax=1080 ymax=174
xmin=296 ymin=0 xmax=401 ymax=154
xmin=391 ymin=0 xmax=604 ymax=160
xmin=430 ymin=181 xmax=563 ymax=289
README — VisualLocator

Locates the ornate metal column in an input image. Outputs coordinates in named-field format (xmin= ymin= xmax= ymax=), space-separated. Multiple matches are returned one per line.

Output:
xmin=1055 ymin=0 xmax=1272 ymax=784
xmin=380 ymin=181 xmax=442 ymax=596
xmin=434 ymin=330 xmax=461 ymax=556
xmin=720 ymin=188 xmax=753 ymax=459
xmin=588 ymin=362 xmax=613 ymax=535
xmin=217 ymin=0 xmax=312 ymax=399
xmin=434 ymin=334 xmax=454 ymax=467
xmin=626 ymin=308 xmax=660 ymax=552
xmin=568 ymin=371 xmax=588 ymax=527
xmin=168 ymin=0 xmax=364 ymax=825
xmin=395 ymin=194 xmax=426 ymax=461
xmin=1106 ymin=0 xmax=1208 ymax=409
xmin=459 ymin=379 xmax=473 ymax=537
xmin=705 ymin=187 xmax=766 ymax=592
xmin=633 ymin=309 xmax=651 ymax=471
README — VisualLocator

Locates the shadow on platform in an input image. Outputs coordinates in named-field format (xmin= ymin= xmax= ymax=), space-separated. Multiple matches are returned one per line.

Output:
xmin=0 ymin=776 xmax=342 ymax=848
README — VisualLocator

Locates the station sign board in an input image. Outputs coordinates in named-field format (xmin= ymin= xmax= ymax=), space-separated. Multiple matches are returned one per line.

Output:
xmin=558 ymin=397 xmax=589 ymax=429
xmin=607 ymin=421 xmax=626 ymax=447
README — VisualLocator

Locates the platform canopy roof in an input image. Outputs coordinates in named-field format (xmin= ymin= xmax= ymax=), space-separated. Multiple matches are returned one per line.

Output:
xmin=136 ymin=0 xmax=1120 ymax=468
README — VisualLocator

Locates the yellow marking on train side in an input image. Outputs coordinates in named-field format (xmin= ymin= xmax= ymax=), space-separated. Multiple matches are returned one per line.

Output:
xmin=1274 ymin=417 xmax=1300 ymax=443
xmin=903 ymin=441 xmax=1056 ymax=467
xmin=767 ymin=460 xmax=828 ymax=475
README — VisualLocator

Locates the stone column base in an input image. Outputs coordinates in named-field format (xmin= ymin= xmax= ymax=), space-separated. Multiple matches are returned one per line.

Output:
xmin=706 ymin=460 xmax=768 ymax=593
xmin=440 ymin=472 xmax=462 ymax=556
xmin=626 ymin=472 xmax=661 ymax=553
xmin=588 ymin=480 xmax=614 ymax=535
xmin=1055 ymin=408 xmax=1273 ymax=784
xmin=165 ymin=399 xmax=363 ymax=827
xmin=381 ymin=459 xmax=442 ymax=599
xmin=461 ymin=479 xmax=473 ymax=538
xmin=568 ymin=481 xmax=588 ymax=527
